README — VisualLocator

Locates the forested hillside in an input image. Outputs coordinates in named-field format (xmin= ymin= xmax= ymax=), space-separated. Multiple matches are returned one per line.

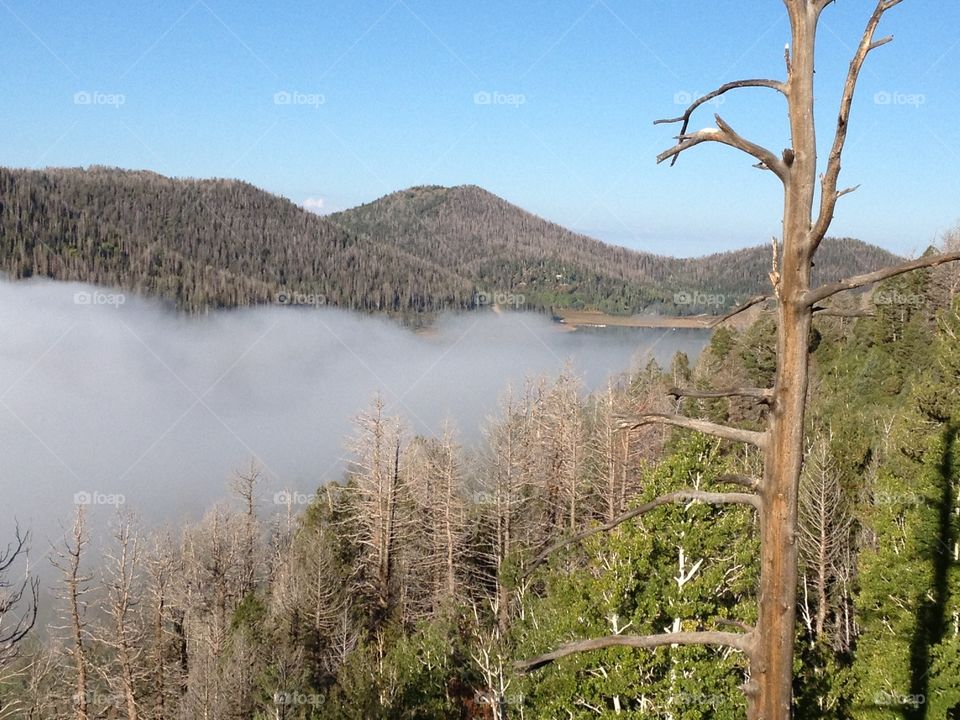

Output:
xmin=332 ymin=184 xmax=903 ymax=315
xmin=0 ymin=167 xmax=901 ymax=317
xmin=0 ymin=166 xmax=476 ymax=315
xmin=4 ymin=261 xmax=960 ymax=718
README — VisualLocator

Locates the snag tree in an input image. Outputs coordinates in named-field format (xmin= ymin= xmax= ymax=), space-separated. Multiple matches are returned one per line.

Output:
xmin=519 ymin=1 xmax=960 ymax=717
xmin=0 ymin=525 xmax=38 ymax=671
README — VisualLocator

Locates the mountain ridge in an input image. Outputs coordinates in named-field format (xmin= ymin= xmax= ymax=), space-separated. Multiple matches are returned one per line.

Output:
xmin=0 ymin=166 xmax=903 ymax=317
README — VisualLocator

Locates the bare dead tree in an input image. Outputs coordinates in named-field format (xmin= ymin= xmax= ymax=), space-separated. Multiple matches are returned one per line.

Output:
xmin=519 ymin=2 xmax=960 ymax=716
xmin=0 ymin=525 xmax=38 ymax=670
xmin=470 ymin=602 xmax=514 ymax=720
xmin=97 ymin=513 xmax=146 ymax=720
xmin=143 ymin=533 xmax=179 ymax=720
xmin=177 ymin=504 xmax=249 ymax=719
xmin=50 ymin=506 xmax=93 ymax=720
xmin=405 ymin=423 xmax=468 ymax=614
xmin=542 ymin=369 xmax=586 ymax=531
xmin=588 ymin=380 xmax=644 ymax=524
xmin=477 ymin=388 xmax=530 ymax=636
xmin=229 ymin=460 xmax=262 ymax=597
xmin=344 ymin=396 xmax=409 ymax=622
xmin=797 ymin=434 xmax=852 ymax=645
xmin=10 ymin=642 xmax=62 ymax=720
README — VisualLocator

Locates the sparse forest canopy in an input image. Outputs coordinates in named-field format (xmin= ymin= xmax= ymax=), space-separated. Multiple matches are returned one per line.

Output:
xmin=4 ymin=268 xmax=960 ymax=718
xmin=0 ymin=166 xmax=901 ymax=317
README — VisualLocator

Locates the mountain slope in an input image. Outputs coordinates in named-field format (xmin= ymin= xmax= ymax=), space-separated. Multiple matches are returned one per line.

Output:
xmin=0 ymin=167 xmax=903 ymax=315
xmin=331 ymin=184 xmax=903 ymax=313
xmin=0 ymin=167 xmax=477 ymax=314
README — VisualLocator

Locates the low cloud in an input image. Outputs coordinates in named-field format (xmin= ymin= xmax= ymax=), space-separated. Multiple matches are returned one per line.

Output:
xmin=302 ymin=196 xmax=327 ymax=214
xmin=0 ymin=278 xmax=708 ymax=557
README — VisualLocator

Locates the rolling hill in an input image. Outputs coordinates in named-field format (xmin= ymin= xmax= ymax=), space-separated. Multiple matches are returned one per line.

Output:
xmin=0 ymin=166 xmax=903 ymax=317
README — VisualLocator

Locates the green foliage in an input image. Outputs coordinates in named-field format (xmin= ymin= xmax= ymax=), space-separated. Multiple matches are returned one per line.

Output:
xmin=738 ymin=314 xmax=777 ymax=387
xmin=839 ymin=298 xmax=960 ymax=719
xmin=514 ymin=435 xmax=756 ymax=718
xmin=320 ymin=617 xmax=471 ymax=720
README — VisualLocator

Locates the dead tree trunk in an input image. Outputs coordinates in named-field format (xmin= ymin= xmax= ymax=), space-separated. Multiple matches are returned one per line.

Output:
xmin=0 ymin=525 xmax=38 ymax=670
xmin=100 ymin=514 xmax=144 ymax=720
xmin=520 ymin=2 xmax=960 ymax=718
xmin=51 ymin=507 xmax=91 ymax=720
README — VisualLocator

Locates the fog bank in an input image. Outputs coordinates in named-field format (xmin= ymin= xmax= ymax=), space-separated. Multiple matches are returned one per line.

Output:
xmin=0 ymin=279 xmax=709 ymax=549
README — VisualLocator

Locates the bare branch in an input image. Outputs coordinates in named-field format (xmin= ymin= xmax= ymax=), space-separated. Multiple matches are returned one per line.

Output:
xmin=710 ymin=294 xmax=771 ymax=328
xmin=810 ymin=0 xmax=904 ymax=250
xmin=619 ymin=413 xmax=768 ymax=449
xmin=526 ymin=489 xmax=758 ymax=575
xmin=804 ymin=250 xmax=960 ymax=306
xmin=655 ymin=79 xmax=788 ymax=164
xmin=668 ymin=386 xmax=773 ymax=403
xmin=517 ymin=630 xmax=753 ymax=672
xmin=658 ymin=115 xmax=788 ymax=182
xmin=0 ymin=525 xmax=39 ymax=665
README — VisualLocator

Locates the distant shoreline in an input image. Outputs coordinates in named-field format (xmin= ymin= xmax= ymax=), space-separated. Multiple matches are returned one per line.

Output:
xmin=553 ymin=309 xmax=717 ymax=329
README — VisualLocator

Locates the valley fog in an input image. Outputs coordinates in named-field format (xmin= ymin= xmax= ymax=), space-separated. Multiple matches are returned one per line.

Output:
xmin=0 ymin=278 xmax=708 ymax=550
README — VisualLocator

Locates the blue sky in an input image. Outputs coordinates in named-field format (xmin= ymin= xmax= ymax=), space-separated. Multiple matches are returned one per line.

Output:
xmin=2 ymin=0 xmax=957 ymax=257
